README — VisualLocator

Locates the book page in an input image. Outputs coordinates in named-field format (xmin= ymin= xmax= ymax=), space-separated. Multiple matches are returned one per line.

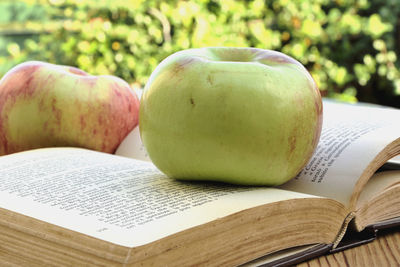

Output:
xmin=279 ymin=100 xmax=400 ymax=206
xmin=115 ymin=125 xmax=151 ymax=161
xmin=0 ymin=148 xmax=316 ymax=248
xmin=357 ymin=170 xmax=400 ymax=207
xmin=389 ymin=155 xmax=400 ymax=165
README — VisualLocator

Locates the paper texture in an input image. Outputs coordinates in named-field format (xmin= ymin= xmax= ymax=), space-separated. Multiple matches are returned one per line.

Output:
xmin=0 ymin=148 xmax=314 ymax=247
xmin=115 ymin=126 xmax=150 ymax=161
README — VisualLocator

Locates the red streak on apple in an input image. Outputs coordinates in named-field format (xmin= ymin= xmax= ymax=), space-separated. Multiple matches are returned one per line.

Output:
xmin=51 ymin=98 xmax=62 ymax=125
xmin=172 ymin=57 xmax=197 ymax=78
xmin=312 ymin=98 xmax=323 ymax=150
xmin=255 ymin=52 xmax=299 ymax=65
xmin=80 ymin=115 xmax=86 ymax=131
xmin=68 ymin=67 xmax=89 ymax=76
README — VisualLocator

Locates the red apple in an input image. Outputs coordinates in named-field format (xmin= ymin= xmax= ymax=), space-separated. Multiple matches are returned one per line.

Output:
xmin=0 ymin=61 xmax=140 ymax=155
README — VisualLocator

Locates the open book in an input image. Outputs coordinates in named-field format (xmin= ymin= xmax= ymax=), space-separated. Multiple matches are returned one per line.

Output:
xmin=0 ymin=99 xmax=399 ymax=266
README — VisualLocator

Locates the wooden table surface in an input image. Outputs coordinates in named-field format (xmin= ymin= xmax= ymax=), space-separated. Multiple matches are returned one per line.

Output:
xmin=299 ymin=229 xmax=400 ymax=266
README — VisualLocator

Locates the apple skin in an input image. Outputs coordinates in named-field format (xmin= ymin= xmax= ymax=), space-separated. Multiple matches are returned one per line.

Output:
xmin=139 ymin=47 xmax=322 ymax=186
xmin=0 ymin=61 xmax=140 ymax=155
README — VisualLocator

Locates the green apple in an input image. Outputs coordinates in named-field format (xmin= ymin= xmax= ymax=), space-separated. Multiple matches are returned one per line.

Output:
xmin=140 ymin=47 xmax=322 ymax=186
xmin=0 ymin=61 xmax=140 ymax=155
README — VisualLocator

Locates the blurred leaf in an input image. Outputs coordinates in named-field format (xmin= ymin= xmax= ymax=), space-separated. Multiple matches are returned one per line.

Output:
xmin=367 ymin=14 xmax=392 ymax=37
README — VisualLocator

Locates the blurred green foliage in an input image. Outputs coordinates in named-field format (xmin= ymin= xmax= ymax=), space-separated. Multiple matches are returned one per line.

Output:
xmin=0 ymin=0 xmax=399 ymax=107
